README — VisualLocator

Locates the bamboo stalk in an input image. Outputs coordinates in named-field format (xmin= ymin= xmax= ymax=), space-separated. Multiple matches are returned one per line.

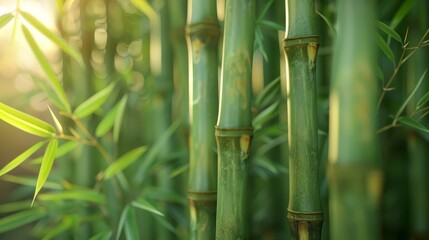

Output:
xmin=215 ymin=0 xmax=256 ymax=238
xmin=185 ymin=0 xmax=219 ymax=239
xmin=283 ymin=0 xmax=323 ymax=239
xmin=327 ymin=0 xmax=382 ymax=239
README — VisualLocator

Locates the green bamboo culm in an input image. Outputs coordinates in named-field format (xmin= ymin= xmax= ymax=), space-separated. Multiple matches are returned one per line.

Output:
xmin=215 ymin=0 xmax=256 ymax=238
xmin=328 ymin=0 xmax=382 ymax=240
xmin=283 ymin=0 xmax=323 ymax=239
xmin=186 ymin=0 xmax=220 ymax=239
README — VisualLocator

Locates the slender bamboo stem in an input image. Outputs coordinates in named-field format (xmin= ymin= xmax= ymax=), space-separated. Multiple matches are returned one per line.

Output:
xmin=283 ymin=0 xmax=323 ymax=239
xmin=215 ymin=0 xmax=256 ymax=238
xmin=186 ymin=0 xmax=219 ymax=239
xmin=327 ymin=0 xmax=382 ymax=239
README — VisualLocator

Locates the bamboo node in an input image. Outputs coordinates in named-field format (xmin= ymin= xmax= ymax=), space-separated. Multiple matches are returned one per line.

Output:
xmin=186 ymin=21 xmax=220 ymax=37
xmin=283 ymin=35 xmax=319 ymax=49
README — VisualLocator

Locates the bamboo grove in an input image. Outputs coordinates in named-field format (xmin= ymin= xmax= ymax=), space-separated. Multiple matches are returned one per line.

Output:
xmin=0 ymin=0 xmax=428 ymax=239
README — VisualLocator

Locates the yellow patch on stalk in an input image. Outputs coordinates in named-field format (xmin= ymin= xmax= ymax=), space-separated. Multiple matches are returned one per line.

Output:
xmin=240 ymin=135 xmax=251 ymax=154
xmin=192 ymin=38 xmax=204 ymax=63
xmin=307 ymin=42 xmax=318 ymax=68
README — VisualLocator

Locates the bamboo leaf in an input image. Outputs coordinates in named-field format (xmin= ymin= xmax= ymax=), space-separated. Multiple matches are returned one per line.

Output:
xmin=0 ymin=13 xmax=13 ymax=29
xmin=31 ymin=140 xmax=78 ymax=164
xmin=116 ymin=205 xmax=129 ymax=240
xmin=390 ymin=0 xmax=415 ymax=29
xmin=0 ymin=201 xmax=33 ymax=213
xmin=377 ymin=21 xmax=402 ymax=43
xmin=376 ymin=66 xmax=384 ymax=80
xmin=253 ymin=101 xmax=280 ymax=130
xmin=377 ymin=33 xmax=395 ymax=62
xmin=256 ymin=0 xmax=274 ymax=21
xmin=32 ymin=75 xmax=65 ymax=111
xmin=124 ymin=206 xmax=140 ymax=240
xmin=39 ymin=189 xmax=106 ymax=204
xmin=394 ymin=70 xmax=427 ymax=124
xmin=132 ymin=198 xmax=164 ymax=217
xmin=130 ymin=0 xmax=159 ymax=25
xmin=257 ymin=20 xmax=284 ymax=31
xmin=0 ymin=102 xmax=56 ymax=137
xmin=41 ymin=217 xmax=73 ymax=240
xmin=89 ymin=231 xmax=112 ymax=240
xmin=48 ymin=106 xmax=63 ymax=134
xmin=316 ymin=10 xmax=336 ymax=36
xmin=96 ymin=100 xmax=121 ymax=137
xmin=33 ymin=139 xmax=58 ymax=205
xmin=73 ymin=83 xmax=115 ymax=119
xmin=113 ymin=95 xmax=128 ymax=143
xmin=417 ymin=91 xmax=429 ymax=110
xmin=144 ymin=187 xmax=187 ymax=205
xmin=133 ymin=120 xmax=181 ymax=183
xmin=399 ymin=116 xmax=429 ymax=133
xmin=22 ymin=25 xmax=70 ymax=112
xmin=20 ymin=11 xmax=84 ymax=66
xmin=1 ymin=174 xmax=62 ymax=190
xmin=255 ymin=77 xmax=280 ymax=109
xmin=0 ymin=141 xmax=45 ymax=176
xmin=104 ymin=146 xmax=148 ymax=180
xmin=0 ymin=208 xmax=46 ymax=233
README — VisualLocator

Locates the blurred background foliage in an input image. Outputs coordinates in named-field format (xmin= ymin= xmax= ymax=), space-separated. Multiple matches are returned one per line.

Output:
xmin=0 ymin=0 xmax=427 ymax=239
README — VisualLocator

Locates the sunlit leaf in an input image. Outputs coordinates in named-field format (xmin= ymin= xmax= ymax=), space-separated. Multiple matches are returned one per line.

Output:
xmin=114 ymin=95 xmax=128 ymax=143
xmin=0 ymin=208 xmax=46 ymax=233
xmin=20 ymin=11 xmax=83 ymax=66
xmin=39 ymin=189 xmax=106 ymax=204
xmin=1 ymin=174 xmax=62 ymax=190
xmin=96 ymin=101 xmax=120 ymax=137
xmin=22 ymin=25 xmax=70 ymax=112
xmin=399 ymin=116 xmax=429 ymax=133
xmin=390 ymin=0 xmax=415 ymax=29
xmin=104 ymin=146 xmax=147 ymax=180
xmin=124 ymin=207 xmax=140 ymax=240
xmin=377 ymin=21 xmax=402 ymax=43
xmin=33 ymin=139 xmax=58 ymax=205
xmin=74 ymin=83 xmax=115 ymax=119
xmin=32 ymin=75 xmax=65 ymax=111
xmin=132 ymin=198 xmax=164 ymax=217
xmin=31 ymin=141 xmax=78 ymax=164
xmin=130 ymin=0 xmax=159 ymax=25
xmin=48 ymin=106 xmax=63 ymax=134
xmin=0 ymin=102 xmax=55 ymax=137
xmin=0 ymin=13 xmax=13 ymax=29
xmin=0 ymin=141 xmax=45 ymax=176
xmin=377 ymin=33 xmax=395 ymax=62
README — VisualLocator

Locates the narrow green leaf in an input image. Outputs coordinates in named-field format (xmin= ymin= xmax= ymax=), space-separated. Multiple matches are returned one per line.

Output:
xmin=376 ymin=66 xmax=384 ymax=80
xmin=31 ymin=140 xmax=78 ymax=164
xmin=0 ymin=102 xmax=55 ymax=137
xmin=0 ymin=201 xmax=33 ymax=213
xmin=20 ymin=11 xmax=83 ymax=66
xmin=96 ymin=102 xmax=120 ymax=137
xmin=377 ymin=21 xmax=402 ymax=43
xmin=394 ymin=70 xmax=427 ymax=124
xmin=132 ymin=198 xmax=164 ymax=217
xmin=399 ymin=116 xmax=429 ymax=133
xmin=124 ymin=207 xmax=140 ymax=240
xmin=0 ymin=208 xmax=46 ymax=233
xmin=130 ymin=0 xmax=159 ymax=24
xmin=33 ymin=139 xmax=58 ymax=205
xmin=39 ymin=189 xmax=106 ymax=204
xmin=144 ymin=187 xmax=187 ymax=205
xmin=1 ymin=175 xmax=62 ymax=190
xmin=417 ymin=91 xmax=429 ymax=110
xmin=104 ymin=146 xmax=147 ymax=180
xmin=257 ymin=0 xmax=274 ymax=21
xmin=74 ymin=83 xmax=116 ymax=119
xmin=377 ymin=33 xmax=395 ymax=62
xmin=253 ymin=101 xmax=280 ymax=130
xmin=255 ymin=77 xmax=280 ymax=109
xmin=257 ymin=19 xmax=284 ymax=31
xmin=133 ymin=120 xmax=181 ymax=183
xmin=0 ymin=13 xmax=13 ymax=29
xmin=41 ymin=217 xmax=73 ymax=240
xmin=316 ymin=10 xmax=336 ymax=36
xmin=22 ymin=25 xmax=70 ymax=112
xmin=48 ymin=106 xmax=63 ymax=134
xmin=116 ymin=206 xmax=129 ymax=240
xmin=113 ymin=95 xmax=128 ymax=143
xmin=0 ymin=141 xmax=45 ymax=176
xmin=89 ymin=231 xmax=112 ymax=240
xmin=32 ymin=75 xmax=65 ymax=111
xmin=390 ymin=0 xmax=415 ymax=29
